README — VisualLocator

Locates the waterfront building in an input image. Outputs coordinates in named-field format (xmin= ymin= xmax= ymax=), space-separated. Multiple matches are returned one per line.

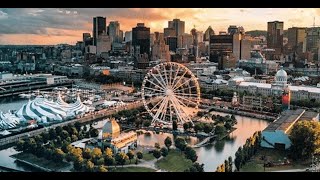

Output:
xmin=261 ymin=109 xmax=319 ymax=150
xmin=99 ymin=118 xmax=137 ymax=153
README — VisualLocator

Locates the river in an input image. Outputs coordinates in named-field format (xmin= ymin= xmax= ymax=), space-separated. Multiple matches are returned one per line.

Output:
xmin=0 ymin=98 xmax=269 ymax=172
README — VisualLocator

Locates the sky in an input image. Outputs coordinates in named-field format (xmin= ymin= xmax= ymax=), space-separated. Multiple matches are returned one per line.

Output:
xmin=0 ymin=8 xmax=319 ymax=45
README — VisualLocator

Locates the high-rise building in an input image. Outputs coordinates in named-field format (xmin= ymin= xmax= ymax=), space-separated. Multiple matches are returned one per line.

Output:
xmin=164 ymin=28 xmax=176 ymax=38
xmin=196 ymin=31 xmax=204 ymax=44
xmin=287 ymin=27 xmax=306 ymax=53
xmin=209 ymin=33 xmax=241 ymax=69
xmin=96 ymin=32 xmax=111 ymax=55
xmin=304 ymin=27 xmax=320 ymax=53
xmin=93 ymin=17 xmax=106 ymax=46
xmin=228 ymin=25 xmax=239 ymax=35
xmin=178 ymin=33 xmax=193 ymax=49
xmin=83 ymin=33 xmax=93 ymax=46
xmin=132 ymin=23 xmax=150 ymax=56
xmin=108 ymin=21 xmax=121 ymax=43
xmin=119 ymin=30 xmax=123 ymax=42
xmin=267 ymin=21 xmax=284 ymax=54
xmin=152 ymin=34 xmax=170 ymax=61
xmin=165 ymin=37 xmax=178 ymax=52
xmin=168 ymin=19 xmax=185 ymax=37
xmin=125 ymin=31 xmax=132 ymax=42
xmin=204 ymin=26 xmax=215 ymax=41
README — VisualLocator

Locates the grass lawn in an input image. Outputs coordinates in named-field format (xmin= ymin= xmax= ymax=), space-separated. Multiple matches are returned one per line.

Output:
xmin=155 ymin=150 xmax=193 ymax=172
xmin=109 ymin=167 xmax=156 ymax=172
xmin=240 ymin=148 xmax=309 ymax=172
xmin=11 ymin=153 xmax=70 ymax=171
xmin=142 ymin=153 xmax=155 ymax=161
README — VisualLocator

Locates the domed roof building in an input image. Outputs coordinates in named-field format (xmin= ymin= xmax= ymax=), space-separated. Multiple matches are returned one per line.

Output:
xmin=275 ymin=66 xmax=288 ymax=85
xmin=102 ymin=118 xmax=120 ymax=139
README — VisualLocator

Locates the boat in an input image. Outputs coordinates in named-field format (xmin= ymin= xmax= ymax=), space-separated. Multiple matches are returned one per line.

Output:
xmin=19 ymin=93 xmax=32 ymax=99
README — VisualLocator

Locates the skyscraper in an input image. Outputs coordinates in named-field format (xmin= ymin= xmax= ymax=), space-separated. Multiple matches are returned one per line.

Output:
xmin=164 ymin=28 xmax=176 ymax=38
xmin=287 ymin=27 xmax=306 ymax=52
xmin=132 ymin=23 xmax=150 ymax=56
xmin=96 ymin=32 xmax=111 ymax=55
xmin=267 ymin=21 xmax=284 ymax=54
xmin=93 ymin=16 xmax=106 ymax=46
xmin=204 ymin=26 xmax=215 ymax=41
xmin=108 ymin=21 xmax=121 ymax=43
xmin=125 ymin=31 xmax=132 ymax=42
xmin=228 ymin=25 xmax=239 ymax=35
xmin=168 ymin=19 xmax=185 ymax=37
xmin=165 ymin=37 xmax=178 ymax=52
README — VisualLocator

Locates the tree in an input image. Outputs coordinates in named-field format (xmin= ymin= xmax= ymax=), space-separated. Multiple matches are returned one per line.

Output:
xmin=228 ymin=156 xmax=233 ymax=172
xmin=74 ymin=122 xmax=82 ymax=132
xmin=194 ymin=123 xmax=204 ymax=133
xmin=85 ymin=160 xmax=95 ymax=172
xmin=154 ymin=143 xmax=161 ymax=149
xmin=153 ymin=149 xmax=161 ymax=159
xmin=96 ymin=158 xmax=105 ymax=166
xmin=55 ymin=126 xmax=63 ymax=136
xmin=235 ymin=147 xmax=243 ymax=171
xmin=184 ymin=146 xmax=198 ymax=162
xmin=161 ymin=147 xmax=168 ymax=157
xmin=61 ymin=130 xmax=70 ymax=139
xmin=90 ymin=129 xmax=99 ymax=137
xmin=143 ymin=120 xmax=151 ymax=127
xmin=54 ymin=148 xmax=65 ymax=162
xmin=172 ymin=121 xmax=178 ymax=131
xmin=183 ymin=123 xmax=189 ymax=132
xmin=215 ymin=124 xmax=226 ymax=135
xmin=164 ymin=136 xmax=172 ymax=150
xmin=204 ymin=123 xmax=213 ymax=134
xmin=83 ymin=148 xmax=92 ymax=159
xmin=97 ymin=165 xmax=108 ymax=172
xmin=175 ymin=137 xmax=187 ymax=152
xmin=127 ymin=150 xmax=135 ymax=163
xmin=16 ymin=140 xmax=25 ymax=151
xmin=104 ymin=148 xmax=113 ymax=157
xmin=185 ymin=163 xmax=204 ymax=172
xmin=74 ymin=157 xmax=84 ymax=171
xmin=224 ymin=159 xmax=230 ymax=172
xmin=104 ymin=156 xmax=115 ymax=166
xmin=115 ymin=152 xmax=129 ymax=167
xmin=289 ymin=120 xmax=320 ymax=160
xmin=71 ymin=134 xmax=78 ymax=142
xmin=136 ymin=151 xmax=143 ymax=160
xmin=49 ymin=128 xmax=57 ymax=140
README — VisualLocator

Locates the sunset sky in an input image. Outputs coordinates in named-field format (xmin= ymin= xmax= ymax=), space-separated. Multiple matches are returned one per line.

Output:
xmin=0 ymin=8 xmax=319 ymax=45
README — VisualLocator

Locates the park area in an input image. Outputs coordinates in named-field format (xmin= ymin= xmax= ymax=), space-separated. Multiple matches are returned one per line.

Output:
xmin=155 ymin=150 xmax=193 ymax=172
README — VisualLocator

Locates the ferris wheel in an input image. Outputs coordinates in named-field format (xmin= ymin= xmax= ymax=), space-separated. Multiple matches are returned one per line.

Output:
xmin=141 ymin=62 xmax=201 ymax=125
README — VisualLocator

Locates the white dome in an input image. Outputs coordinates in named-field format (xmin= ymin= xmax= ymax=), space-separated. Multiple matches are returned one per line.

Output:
xmin=275 ymin=66 xmax=288 ymax=85
xmin=276 ymin=67 xmax=287 ymax=78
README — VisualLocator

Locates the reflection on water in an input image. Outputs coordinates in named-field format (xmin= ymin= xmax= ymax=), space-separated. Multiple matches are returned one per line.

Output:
xmin=0 ymin=147 xmax=37 ymax=172
xmin=138 ymin=132 xmax=199 ymax=147
xmin=138 ymin=111 xmax=269 ymax=172
xmin=0 ymin=97 xmax=28 ymax=112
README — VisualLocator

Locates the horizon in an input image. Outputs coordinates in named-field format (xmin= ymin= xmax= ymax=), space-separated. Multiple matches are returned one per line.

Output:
xmin=0 ymin=8 xmax=319 ymax=45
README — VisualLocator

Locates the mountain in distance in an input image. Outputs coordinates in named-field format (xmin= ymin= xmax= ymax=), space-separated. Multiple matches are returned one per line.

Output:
xmin=245 ymin=30 xmax=288 ymax=37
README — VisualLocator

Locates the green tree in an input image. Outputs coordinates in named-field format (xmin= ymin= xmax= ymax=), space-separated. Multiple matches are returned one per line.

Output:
xmin=203 ymin=123 xmax=213 ymax=134
xmin=161 ymin=147 xmax=168 ymax=157
xmin=90 ymin=129 xmax=99 ymax=137
xmin=172 ymin=121 xmax=178 ymax=130
xmin=15 ymin=140 xmax=25 ymax=151
xmin=74 ymin=122 xmax=82 ymax=132
xmin=185 ymin=163 xmax=204 ymax=172
xmin=96 ymin=158 xmax=105 ymax=165
xmin=74 ymin=156 xmax=84 ymax=171
xmin=153 ymin=149 xmax=161 ymax=159
xmin=71 ymin=134 xmax=78 ymax=142
xmin=115 ymin=152 xmax=129 ymax=167
xmin=54 ymin=148 xmax=65 ymax=162
xmin=49 ymin=128 xmax=57 ymax=140
xmin=175 ymin=137 xmax=187 ymax=152
xmin=228 ymin=156 xmax=233 ymax=172
xmin=136 ymin=151 xmax=143 ymax=160
xmin=127 ymin=150 xmax=135 ymax=163
xmin=143 ymin=120 xmax=151 ymax=127
xmin=164 ymin=136 xmax=172 ymax=150
xmin=104 ymin=156 xmax=115 ymax=166
xmin=83 ymin=148 xmax=92 ymax=159
xmin=289 ymin=120 xmax=320 ymax=160
xmin=215 ymin=124 xmax=226 ymax=135
xmin=224 ymin=159 xmax=230 ymax=172
xmin=235 ymin=147 xmax=243 ymax=171
xmin=194 ymin=123 xmax=204 ymax=133
xmin=184 ymin=146 xmax=198 ymax=162
xmin=183 ymin=123 xmax=189 ymax=132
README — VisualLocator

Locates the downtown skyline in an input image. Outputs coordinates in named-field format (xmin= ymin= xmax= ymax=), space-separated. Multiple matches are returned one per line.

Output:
xmin=0 ymin=8 xmax=319 ymax=45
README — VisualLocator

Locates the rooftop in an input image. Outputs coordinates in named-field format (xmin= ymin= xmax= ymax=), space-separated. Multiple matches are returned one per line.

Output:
xmin=263 ymin=109 xmax=320 ymax=134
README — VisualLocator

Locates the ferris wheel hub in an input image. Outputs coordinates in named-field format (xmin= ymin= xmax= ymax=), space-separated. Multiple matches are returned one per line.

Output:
xmin=165 ymin=88 xmax=174 ymax=96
